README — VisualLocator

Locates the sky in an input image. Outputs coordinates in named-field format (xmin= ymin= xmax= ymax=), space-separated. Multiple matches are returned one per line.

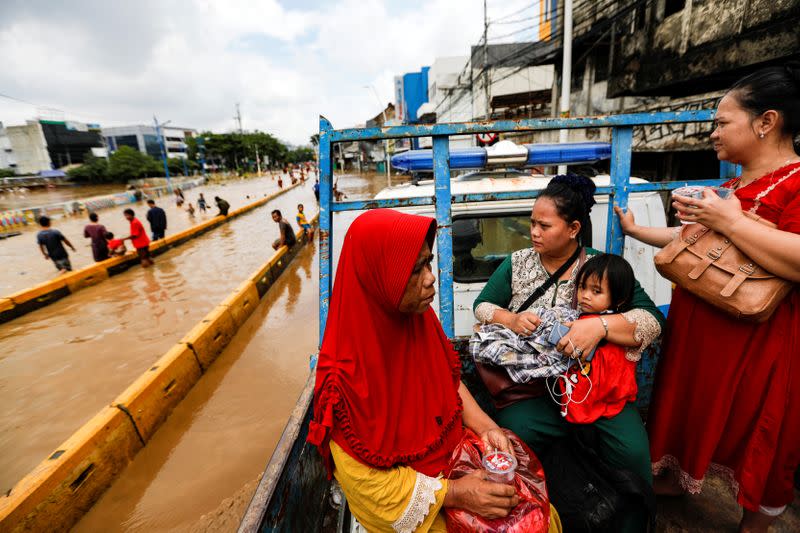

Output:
xmin=0 ymin=0 xmax=539 ymax=146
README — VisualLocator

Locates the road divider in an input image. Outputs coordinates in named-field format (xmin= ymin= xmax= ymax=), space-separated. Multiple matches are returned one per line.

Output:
xmin=0 ymin=214 xmax=318 ymax=533
xmin=0 ymin=181 xmax=304 ymax=325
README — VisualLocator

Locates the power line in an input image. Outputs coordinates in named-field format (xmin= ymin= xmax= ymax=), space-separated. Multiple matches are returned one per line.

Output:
xmin=491 ymin=2 xmax=537 ymax=23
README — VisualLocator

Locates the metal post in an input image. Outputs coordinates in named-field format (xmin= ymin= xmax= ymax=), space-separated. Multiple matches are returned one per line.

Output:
xmin=153 ymin=116 xmax=172 ymax=193
xmin=318 ymin=116 xmax=334 ymax=346
xmin=365 ymin=85 xmax=391 ymax=187
xmin=557 ymin=0 xmax=574 ymax=175
xmin=432 ymin=135 xmax=454 ymax=339
xmin=719 ymin=160 xmax=741 ymax=180
xmin=606 ymin=126 xmax=633 ymax=256
xmin=182 ymin=154 xmax=189 ymax=176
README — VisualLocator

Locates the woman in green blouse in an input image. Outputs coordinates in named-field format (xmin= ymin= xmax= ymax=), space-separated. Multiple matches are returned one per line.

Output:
xmin=473 ymin=174 xmax=664 ymax=530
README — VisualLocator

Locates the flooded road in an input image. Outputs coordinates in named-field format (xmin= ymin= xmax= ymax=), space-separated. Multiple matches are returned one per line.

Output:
xmin=67 ymin=172 xmax=400 ymax=532
xmin=0 ymin=176 xmax=286 ymax=294
xmin=74 ymin=241 xmax=319 ymax=533
xmin=0 ymin=181 xmax=315 ymax=492
xmin=0 ymin=183 xmax=124 ymax=210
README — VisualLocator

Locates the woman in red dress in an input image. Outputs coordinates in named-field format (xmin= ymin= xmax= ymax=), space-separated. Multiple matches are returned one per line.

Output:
xmin=615 ymin=63 xmax=800 ymax=532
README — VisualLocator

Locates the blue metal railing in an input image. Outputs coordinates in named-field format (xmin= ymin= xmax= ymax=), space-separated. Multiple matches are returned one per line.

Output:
xmin=318 ymin=110 xmax=733 ymax=342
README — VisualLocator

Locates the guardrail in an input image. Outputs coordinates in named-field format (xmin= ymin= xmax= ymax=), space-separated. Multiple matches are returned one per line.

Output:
xmin=0 ymin=181 xmax=304 ymax=324
xmin=0 ymin=214 xmax=318 ymax=533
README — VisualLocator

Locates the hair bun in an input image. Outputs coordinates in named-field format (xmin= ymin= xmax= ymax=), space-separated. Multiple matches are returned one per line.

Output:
xmin=551 ymin=172 xmax=597 ymax=209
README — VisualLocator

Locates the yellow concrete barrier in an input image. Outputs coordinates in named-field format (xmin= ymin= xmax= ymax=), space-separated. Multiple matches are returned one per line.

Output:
xmin=111 ymin=344 xmax=203 ymax=442
xmin=64 ymin=265 xmax=110 ymax=294
xmin=220 ymin=280 xmax=260 ymax=329
xmin=8 ymin=278 xmax=68 ymax=306
xmin=0 ymin=298 xmax=15 ymax=315
xmin=180 ymin=304 xmax=236 ymax=369
xmin=0 ymin=181 xmax=305 ymax=325
xmin=0 ymin=407 xmax=143 ymax=533
xmin=0 ymin=213 xmax=319 ymax=532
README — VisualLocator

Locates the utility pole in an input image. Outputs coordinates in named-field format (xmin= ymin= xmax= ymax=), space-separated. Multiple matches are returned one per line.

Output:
xmin=255 ymin=145 xmax=261 ymax=176
xmin=364 ymin=85 xmax=391 ymax=187
xmin=153 ymin=115 xmax=172 ymax=192
xmin=234 ymin=103 xmax=243 ymax=134
xmin=557 ymin=0 xmax=574 ymax=175
xmin=483 ymin=0 xmax=490 ymax=121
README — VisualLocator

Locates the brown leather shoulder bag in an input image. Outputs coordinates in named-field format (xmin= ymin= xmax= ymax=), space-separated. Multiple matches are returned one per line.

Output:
xmin=654 ymin=213 xmax=793 ymax=322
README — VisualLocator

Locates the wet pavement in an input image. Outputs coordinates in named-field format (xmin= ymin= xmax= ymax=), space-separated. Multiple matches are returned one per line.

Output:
xmin=0 ymin=175 xmax=288 ymax=294
xmin=0 ymin=181 xmax=316 ymax=493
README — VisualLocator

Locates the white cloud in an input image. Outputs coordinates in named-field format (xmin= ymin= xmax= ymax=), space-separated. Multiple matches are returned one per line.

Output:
xmin=0 ymin=0 xmax=537 ymax=145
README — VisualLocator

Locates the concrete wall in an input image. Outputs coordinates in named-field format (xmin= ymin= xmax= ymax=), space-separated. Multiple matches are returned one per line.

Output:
xmin=6 ymin=122 xmax=51 ymax=175
xmin=0 ymin=122 xmax=17 ymax=171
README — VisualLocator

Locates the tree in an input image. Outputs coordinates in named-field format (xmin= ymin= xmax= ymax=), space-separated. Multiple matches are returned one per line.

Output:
xmin=286 ymin=146 xmax=315 ymax=163
xmin=67 ymin=152 xmax=109 ymax=182
xmin=0 ymin=168 xmax=16 ymax=179
xmin=108 ymin=146 xmax=161 ymax=181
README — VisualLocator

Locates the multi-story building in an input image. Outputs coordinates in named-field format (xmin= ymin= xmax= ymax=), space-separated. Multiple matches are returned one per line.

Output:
xmin=3 ymin=121 xmax=53 ymax=175
xmin=0 ymin=122 xmax=16 ymax=172
xmin=39 ymin=120 xmax=104 ymax=168
xmin=511 ymin=0 xmax=800 ymax=180
xmin=102 ymin=125 xmax=195 ymax=160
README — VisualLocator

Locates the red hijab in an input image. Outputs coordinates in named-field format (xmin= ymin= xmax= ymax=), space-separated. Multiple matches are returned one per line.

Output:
xmin=308 ymin=209 xmax=463 ymax=478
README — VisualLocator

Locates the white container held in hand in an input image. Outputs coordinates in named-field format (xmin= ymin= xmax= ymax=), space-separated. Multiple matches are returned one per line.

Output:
xmin=672 ymin=185 xmax=735 ymax=224
xmin=482 ymin=451 xmax=517 ymax=484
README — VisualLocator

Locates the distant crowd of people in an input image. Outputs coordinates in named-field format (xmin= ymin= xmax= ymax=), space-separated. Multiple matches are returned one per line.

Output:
xmin=35 ymin=175 xmax=316 ymax=277
xmin=36 ymin=191 xmax=233 ymax=273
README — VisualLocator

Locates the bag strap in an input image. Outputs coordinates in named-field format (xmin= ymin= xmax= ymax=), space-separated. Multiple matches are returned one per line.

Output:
xmin=515 ymin=245 xmax=583 ymax=313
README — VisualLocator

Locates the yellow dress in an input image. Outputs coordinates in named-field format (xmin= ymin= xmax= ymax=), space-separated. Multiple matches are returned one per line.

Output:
xmin=330 ymin=441 xmax=562 ymax=533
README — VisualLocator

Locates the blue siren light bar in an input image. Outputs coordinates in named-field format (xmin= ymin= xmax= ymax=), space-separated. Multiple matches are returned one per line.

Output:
xmin=391 ymin=141 xmax=612 ymax=172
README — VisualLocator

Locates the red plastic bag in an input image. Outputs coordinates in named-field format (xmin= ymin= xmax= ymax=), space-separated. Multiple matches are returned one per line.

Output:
xmin=444 ymin=429 xmax=550 ymax=533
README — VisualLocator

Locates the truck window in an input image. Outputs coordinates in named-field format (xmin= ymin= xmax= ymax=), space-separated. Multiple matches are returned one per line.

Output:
xmin=452 ymin=213 xmax=531 ymax=283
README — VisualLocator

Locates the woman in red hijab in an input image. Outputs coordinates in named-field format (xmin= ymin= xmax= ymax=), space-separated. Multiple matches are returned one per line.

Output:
xmin=308 ymin=209 xmax=530 ymax=532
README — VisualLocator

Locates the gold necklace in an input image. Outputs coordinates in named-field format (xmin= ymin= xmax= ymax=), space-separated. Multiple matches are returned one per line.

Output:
xmin=734 ymin=157 xmax=799 ymax=190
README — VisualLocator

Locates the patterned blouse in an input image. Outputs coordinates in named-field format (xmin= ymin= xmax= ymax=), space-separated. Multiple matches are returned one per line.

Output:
xmin=473 ymin=247 xmax=663 ymax=361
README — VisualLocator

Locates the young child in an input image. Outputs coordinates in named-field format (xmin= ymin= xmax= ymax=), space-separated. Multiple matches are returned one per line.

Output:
xmin=552 ymin=253 xmax=639 ymax=423
xmin=471 ymin=253 xmax=640 ymax=423
xmin=187 ymin=203 xmax=196 ymax=217
xmin=197 ymin=193 xmax=208 ymax=213
xmin=105 ymin=232 xmax=127 ymax=256
xmin=295 ymin=203 xmax=313 ymax=239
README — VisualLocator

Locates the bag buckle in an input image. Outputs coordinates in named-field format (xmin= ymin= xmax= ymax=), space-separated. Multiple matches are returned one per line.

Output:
xmin=707 ymin=248 xmax=723 ymax=261
xmin=738 ymin=263 xmax=755 ymax=275
xmin=685 ymin=233 xmax=700 ymax=245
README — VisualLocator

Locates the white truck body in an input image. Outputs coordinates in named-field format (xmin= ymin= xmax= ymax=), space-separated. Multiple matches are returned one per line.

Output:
xmin=331 ymin=174 xmax=669 ymax=338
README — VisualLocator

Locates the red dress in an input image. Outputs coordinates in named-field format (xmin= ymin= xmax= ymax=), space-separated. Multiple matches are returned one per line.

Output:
xmin=648 ymin=162 xmax=800 ymax=511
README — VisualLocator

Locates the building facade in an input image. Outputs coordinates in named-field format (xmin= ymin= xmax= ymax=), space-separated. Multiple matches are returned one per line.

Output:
xmin=4 ymin=121 xmax=52 ymax=175
xmin=102 ymin=125 xmax=195 ymax=160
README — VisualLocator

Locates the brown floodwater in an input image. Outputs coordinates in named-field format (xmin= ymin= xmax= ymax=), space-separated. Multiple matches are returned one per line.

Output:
xmin=66 ymin=172 xmax=399 ymax=532
xmin=0 ymin=176 xmax=289 ymax=294
xmin=74 ymin=241 xmax=319 ymax=533
xmin=0 ymin=182 xmax=315 ymax=492
xmin=0 ymin=183 xmax=125 ymax=210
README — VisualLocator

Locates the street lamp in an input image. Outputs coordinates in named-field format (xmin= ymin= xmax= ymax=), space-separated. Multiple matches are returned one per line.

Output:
xmin=153 ymin=116 xmax=172 ymax=192
xmin=363 ymin=85 xmax=391 ymax=187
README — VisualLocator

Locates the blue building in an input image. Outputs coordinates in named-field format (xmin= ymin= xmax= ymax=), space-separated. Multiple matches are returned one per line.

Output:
xmin=401 ymin=66 xmax=430 ymax=124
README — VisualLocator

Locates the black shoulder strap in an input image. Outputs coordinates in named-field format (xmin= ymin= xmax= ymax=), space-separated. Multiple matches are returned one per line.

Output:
xmin=514 ymin=245 xmax=583 ymax=313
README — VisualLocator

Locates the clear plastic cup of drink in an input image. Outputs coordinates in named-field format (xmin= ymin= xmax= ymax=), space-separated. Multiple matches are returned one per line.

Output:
xmin=483 ymin=451 xmax=517 ymax=484
xmin=671 ymin=185 xmax=735 ymax=223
